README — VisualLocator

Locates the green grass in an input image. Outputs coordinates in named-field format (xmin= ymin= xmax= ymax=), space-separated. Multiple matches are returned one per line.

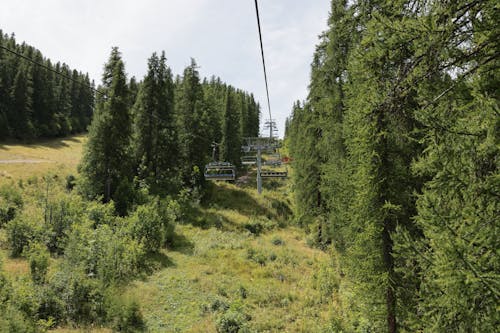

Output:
xmin=125 ymin=178 xmax=331 ymax=332
xmin=0 ymin=135 xmax=333 ymax=332
xmin=0 ymin=135 xmax=85 ymax=182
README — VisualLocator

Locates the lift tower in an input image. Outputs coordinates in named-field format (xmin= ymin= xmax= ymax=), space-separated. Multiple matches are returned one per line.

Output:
xmin=241 ymin=137 xmax=286 ymax=194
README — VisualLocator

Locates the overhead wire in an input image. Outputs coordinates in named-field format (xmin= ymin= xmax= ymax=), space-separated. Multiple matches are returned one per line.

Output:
xmin=0 ymin=43 xmax=103 ymax=97
xmin=254 ymin=0 xmax=273 ymax=128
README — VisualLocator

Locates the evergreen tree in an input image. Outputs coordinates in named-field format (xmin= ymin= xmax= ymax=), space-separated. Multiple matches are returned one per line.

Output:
xmin=9 ymin=62 xmax=35 ymax=140
xmin=79 ymin=47 xmax=132 ymax=213
xmin=221 ymin=87 xmax=242 ymax=166
xmin=176 ymin=58 xmax=210 ymax=185
xmin=134 ymin=51 xmax=178 ymax=194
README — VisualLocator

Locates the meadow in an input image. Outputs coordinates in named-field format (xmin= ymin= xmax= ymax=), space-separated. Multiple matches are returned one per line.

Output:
xmin=0 ymin=135 xmax=334 ymax=332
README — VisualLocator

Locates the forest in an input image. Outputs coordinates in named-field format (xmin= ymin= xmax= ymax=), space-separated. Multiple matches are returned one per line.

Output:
xmin=286 ymin=0 xmax=498 ymax=331
xmin=0 ymin=0 xmax=498 ymax=332
xmin=0 ymin=31 xmax=95 ymax=140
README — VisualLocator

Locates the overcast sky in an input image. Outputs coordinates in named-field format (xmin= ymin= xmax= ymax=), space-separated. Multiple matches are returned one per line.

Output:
xmin=1 ymin=0 xmax=330 ymax=136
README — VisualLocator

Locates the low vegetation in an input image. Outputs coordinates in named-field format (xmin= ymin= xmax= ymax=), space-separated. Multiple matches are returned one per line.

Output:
xmin=0 ymin=136 xmax=333 ymax=332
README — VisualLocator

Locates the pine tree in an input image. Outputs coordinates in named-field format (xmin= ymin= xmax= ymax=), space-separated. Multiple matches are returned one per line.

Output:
xmin=176 ymin=58 xmax=210 ymax=185
xmin=221 ymin=87 xmax=242 ymax=166
xmin=79 ymin=47 xmax=132 ymax=213
xmin=134 ymin=51 xmax=178 ymax=194
xmin=9 ymin=62 xmax=35 ymax=140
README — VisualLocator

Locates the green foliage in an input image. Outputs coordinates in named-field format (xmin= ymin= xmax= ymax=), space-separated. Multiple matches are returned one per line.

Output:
xmin=216 ymin=307 xmax=251 ymax=333
xmin=0 ymin=304 xmax=36 ymax=333
xmin=106 ymin=294 xmax=145 ymax=332
xmin=286 ymin=0 xmax=499 ymax=331
xmin=78 ymin=47 xmax=132 ymax=205
xmin=133 ymin=51 xmax=179 ymax=196
xmin=65 ymin=174 xmax=76 ymax=191
xmin=130 ymin=201 xmax=164 ymax=253
xmin=6 ymin=209 xmax=45 ymax=257
xmin=0 ymin=184 xmax=23 ymax=226
xmin=45 ymin=191 xmax=85 ymax=254
xmin=47 ymin=268 xmax=106 ymax=324
xmin=0 ymin=30 xmax=93 ymax=140
xmin=26 ymin=242 xmax=50 ymax=284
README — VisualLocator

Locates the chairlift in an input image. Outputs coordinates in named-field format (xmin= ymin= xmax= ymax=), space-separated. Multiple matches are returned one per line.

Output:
xmin=204 ymin=162 xmax=236 ymax=181
xmin=204 ymin=143 xmax=236 ymax=181
xmin=260 ymin=170 xmax=288 ymax=178
xmin=241 ymin=155 xmax=257 ymax=165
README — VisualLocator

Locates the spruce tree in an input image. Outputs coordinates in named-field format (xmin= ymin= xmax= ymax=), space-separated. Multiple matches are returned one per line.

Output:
xmin=221 ymin=87 xmax=242 ymax=166
xmin=79 ymin=47 xmax=132 ymax=213
xmin=134 ymin=51 xmax=178 ymax=194
xmin=176 ymin=58 xmax=210 ymax=185
xmin=9 ymin=62 xmax=35 ymax=140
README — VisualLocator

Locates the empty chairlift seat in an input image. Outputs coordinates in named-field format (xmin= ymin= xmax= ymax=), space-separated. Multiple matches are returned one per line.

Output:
xmin=259 ymin=170 xmax=288 ymax=178
xmin=241 ymin=156 xmax=257 ymax=165
xmin=204 ymin=162 xmax=236 ymax=181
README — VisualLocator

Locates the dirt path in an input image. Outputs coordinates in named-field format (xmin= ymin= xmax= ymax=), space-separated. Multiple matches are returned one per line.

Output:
xmin=0 ymin=159 xmax=53 ymax=164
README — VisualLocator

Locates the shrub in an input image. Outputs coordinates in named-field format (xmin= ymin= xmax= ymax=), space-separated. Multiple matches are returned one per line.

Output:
xmin=130 ymin=202 xmax=164 ymax=253
xmin=64 ymin=221 xmax=144 ymax=285
xmin=45 ymin=193 xmax=85 ymax=254
xmin=243 ymin=220 xmax=263 ymax=235
xmin=113 ymin=178 xmax=136 ymax=216
xmin=0 ymin=184 xmax=23 ymax=226
xmin=216 ymin=308 xmax=251 ymax=333
xmin=95 ymin=226 xmax=144 ymax=285
xmin=86 ymin=200 xmax=116 ymax=227
xmin=65 ymin=174 xmax=76 ymax=191
xmin=48 ymin=268 xmax=106 ymax=324
xmin=11 ymin=278 xmax=40 ymax=320
xmin=0 ymin=304 xmax=36 ymax=333
xmin=107 ymin=294 xmax=145 ymax=332
xmin=26 ymin=242 xmax=50 ymax=285
xmin=271 ymin=236 xmax=284 ymax=246
xmin=6 ymin=212 xmax=45 ymax=257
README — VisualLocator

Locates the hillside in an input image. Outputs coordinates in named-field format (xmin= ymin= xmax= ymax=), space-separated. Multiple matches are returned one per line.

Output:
xmin=0 ymin=135 xmax=334 ymax=332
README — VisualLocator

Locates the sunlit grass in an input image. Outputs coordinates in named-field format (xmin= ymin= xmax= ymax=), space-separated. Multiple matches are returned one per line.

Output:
xmin=125 ymin=177 xmax=331 ymax=332
xmin=0 ymin=135 xmax=332 ymax=332
xmin=0 ymin=135 xmax=86 ymax=181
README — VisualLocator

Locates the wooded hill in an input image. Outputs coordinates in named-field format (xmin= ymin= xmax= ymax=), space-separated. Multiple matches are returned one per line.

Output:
xmin=0 ymin=31 xmax=95 ymax=139
xmin=286 ymin=0 xmax=498 ymax=331
xmin=78 ymin=48 xmax=260 ymax=214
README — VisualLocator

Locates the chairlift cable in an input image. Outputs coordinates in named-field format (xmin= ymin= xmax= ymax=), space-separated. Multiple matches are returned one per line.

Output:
xmin=0 ymin=43 xmax=104 ymax=97
xmin=254 ymin=0 xmax=273 ymax=133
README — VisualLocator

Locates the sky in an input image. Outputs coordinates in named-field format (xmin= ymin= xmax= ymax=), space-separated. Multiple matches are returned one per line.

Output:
xmin=1 ymin=0 xmax=330 ymax=137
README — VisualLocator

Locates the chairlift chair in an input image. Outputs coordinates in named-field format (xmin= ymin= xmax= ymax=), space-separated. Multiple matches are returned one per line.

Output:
xmin=259 ymin=170 xmax=288 ymax=178
xmin=204 ymin=162 xmax=236 ymax=181
xmin=241 ymin=155 xmax=257 ymax=165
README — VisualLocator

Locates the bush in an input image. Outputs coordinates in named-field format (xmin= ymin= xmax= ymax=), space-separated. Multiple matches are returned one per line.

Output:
xmin=113 ymin=178 xmax=136 ymax=216
xmin=243 ymin=220 xmax=263 ymax=235
xmin=130 ymin=202 xmax=164 ymax=253
xmin=26 ymin=242 xmax=50 ymax=285
xmin=65 ymin=174 xmax=76 ymax=191
xmin=86 ymin=200 xmax=116 ymax=227
xmin=64 ymin=221 xmax=144 ymax=285
xmin=47 ymin=268 xmax=106 ymax=324
xmin=107 ymin=294 xmax=145 ymax=332
xmin=0 ymin=304 xmax=36 ymax=333
xmin=271 ymin=236 xmax=284 ymax=246
xmin=216 ymin=308 xmax=251 ymax=333
xmin=95 ymin=226 xmax=144 ymax=285
xmin=45 ymin=192 xmax=85 ymax=254
xmin=6 ymin=212 xmax=45 ymax=257
xmin=11 ymin=278 xmax=40 ymax=320
xmin=0 ymin=184 xmax=23 ymax=226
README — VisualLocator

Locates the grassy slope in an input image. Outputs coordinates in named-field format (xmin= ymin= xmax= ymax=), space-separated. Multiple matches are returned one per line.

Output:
xmin=127 ymin=181 xmax=331 ymax=332
xmin=0 ymin=135 xmax=332 ymax=332
xmin=0 ymin=135 xmax=85 ymax=182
